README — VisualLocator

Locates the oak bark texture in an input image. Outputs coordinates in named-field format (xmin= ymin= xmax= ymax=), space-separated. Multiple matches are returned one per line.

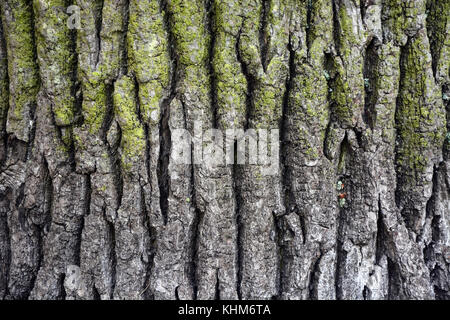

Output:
xmin=0 ymin=0 xmax=449 ymax=300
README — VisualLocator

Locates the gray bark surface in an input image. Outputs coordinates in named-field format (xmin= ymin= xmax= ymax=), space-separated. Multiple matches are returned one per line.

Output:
xmin=0 ymin=0 xmax=449 ymax=300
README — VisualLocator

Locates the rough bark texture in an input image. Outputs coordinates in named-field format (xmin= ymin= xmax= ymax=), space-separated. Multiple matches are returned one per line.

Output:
xmin=0 ymin=0 xmax=449 ymax=300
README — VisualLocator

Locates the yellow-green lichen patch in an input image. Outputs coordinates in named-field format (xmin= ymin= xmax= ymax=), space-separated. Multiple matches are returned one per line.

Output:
xmin=127 ymin=0 xmax=170 ymax=125
xmin=167 ymin=0 xmax=210 ymax=67
xmin=290 ymin=60 xmax=330 ymax=161
xmin=238 ymin=0 xmax=290 ymax=128
xmin=306 ymin=0 xmax=333 ymax=55
xmin=330 ymin=0 xmax=365 ymax=129
xmin=82 ymin=73 xmax=108 ymax=134
xmin=335 ymin=0 xmax=359 ymax=60
xmin=33 ymin=0 xmax=76 ymax=126
xmin=253 ymin=56 xmax=289 ymax=127
xmin=285 ymin=0 xmax=332 ymax=162
xmin=75 ymin=0 xmax=103 ymax=77
xmin=1 ymin=0 xmax=40 ymax=141
xmin=166 ymin=0 xmax=212 ymax=128
xmin=328 ymin=56 xmax=360 ymax=128
xmin=98 ymin=0 xmax=127 ymax=80
xmin=113 ymin=76 xmax=145 ymax=169
xmin=372 ymin=43 xmax=400 ymax=135
xmin=212 ymin=0 xmax=247 ymax=129
xmin=0 ymin=21 xmax=8 ymax=135
xmin=383 ymin=0 xmax=427 ymax=46
xmin=77 ymin=0 xmax=128 ymax=135
xmin=395 ymin=31 xmax=446 ymax=181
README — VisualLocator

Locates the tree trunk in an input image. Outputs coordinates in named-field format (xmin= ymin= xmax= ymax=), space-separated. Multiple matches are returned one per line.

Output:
xmin=0 ymin=0 xmax=449 ymax=300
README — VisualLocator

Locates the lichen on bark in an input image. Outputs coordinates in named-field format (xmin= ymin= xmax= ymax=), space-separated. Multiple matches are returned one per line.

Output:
xmin=0 ymin=0 xmax=449 ymax=300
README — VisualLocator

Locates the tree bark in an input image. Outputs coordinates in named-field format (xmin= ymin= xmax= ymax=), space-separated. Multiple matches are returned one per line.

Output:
xmin=0 ymin=0 xmax=449 ymax=300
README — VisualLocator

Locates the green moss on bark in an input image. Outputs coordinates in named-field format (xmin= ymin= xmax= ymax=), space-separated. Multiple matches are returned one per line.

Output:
xmin=0 ymin=21 xmax=8 ymax=137
xmin=33 ymin=0 xmax=76 ymax=126
xmin=113 ymin=76 xmax=145 ymax=170
xmin=1 ymin=0 xmax=40 ymax=141
xmin=212 ymin=0 xmax=247 ymax=129
xmin=395 ymin=30 xmax=446 ymax=179
xmin=127 ymin=0 xmax=170 ymax=125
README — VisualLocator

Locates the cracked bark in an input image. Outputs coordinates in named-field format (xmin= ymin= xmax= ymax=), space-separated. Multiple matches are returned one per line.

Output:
xmin=0 ymin=0 xmax=449 ymax=300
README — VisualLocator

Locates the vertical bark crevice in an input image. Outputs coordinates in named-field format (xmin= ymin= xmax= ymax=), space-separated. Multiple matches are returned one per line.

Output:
xmin=156 ymin=95 xmax=171 ymax=226
xmin=305 ymin=0 xmax=312 ymax=53
xmin=121 ymin=0 xmax=130 ymax=76
xmin=360 ymin=0 xmax=368 ymax=21
xmin=393 ymin=37 xmax=408 ymax=210
xmin=363 ymin=38 xmax=380 ymax=130
xmin=335 ymin=182 xmax=348 ymax=300
xmin=157 ymin=0 xmax=177 ymax=227
xmin=140 ymin=183 xmax=155 ymax=300
xmin=259 ymin=0 xmax=270 ymax=72
xmin=331 ymin=0 xmax=342 ymax=57
xmin=234 ymin=173 xmax=243 ymax=300
xmin=206 ymin=0 xmax=218 ymax=128
xmin=278 ymin=31 xmax=296 ymax=299
xmin=74 ymin=174 xmax=90 ymax=267
xmin=280 ymin=31 xmax=294 ymax=207
xmin=233 ymin=28 xmax=255 ymax=298
xmin=104 ymin=84 xmax=124 ymax=211
xmin=0 ymin=190 xmax=11 ymax=299
xmin=337 ymin=133 xmax=350 ymax=175
xmin=69 ymin=1 xmax=81 ymax=127
xmin=323 ymin=53 xmax=336 ymax=161
xmin=423 ymin=161 xmax=450 ymax=299
xmin=308 ymin=248 xmax=323 ymax=300
xmin=26 ymin=0 xmax=39 ymax=153
xmin=334 ymin=220 xmax=345 ymax=299
xmin=375 ymin=196 xmax=386 ymax=265
xmin=92 ymin=284 xmax=100 ymax=300
xmin=0 ymin=0 xmax=448 ymax=301
xmin=58 ymin=273 xmax=66 ymax=300
xmin=24 ymin=156 xmax=53 ymax=299
xmin=188 ymin=141 xmax=203 ymax=300
xmin=94 ymin=0 xmax=105 ymax=67
xmin=214 ymin=268 xmax=220 ymax=300
xmin=387 ymin=256 xmax=402 ymax=300
xmin=102 ymin=206 xmax=116 ymax=299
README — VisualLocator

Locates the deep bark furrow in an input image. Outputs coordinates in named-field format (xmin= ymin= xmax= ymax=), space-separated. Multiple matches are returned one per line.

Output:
xmin=0 ymin=192 xmax=11 ymax=299
xmin=0 ymin=0 xmax=448 ymax=301
xmin=277 ymin=28 xmax=295 ymax=300
xmin=94 ymin=0 xmax=103 ymax=67
xmin=0 ymin=10 xmax=10 ymax=300
xmin=0 ymin=9 xmax=9 ymax=149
